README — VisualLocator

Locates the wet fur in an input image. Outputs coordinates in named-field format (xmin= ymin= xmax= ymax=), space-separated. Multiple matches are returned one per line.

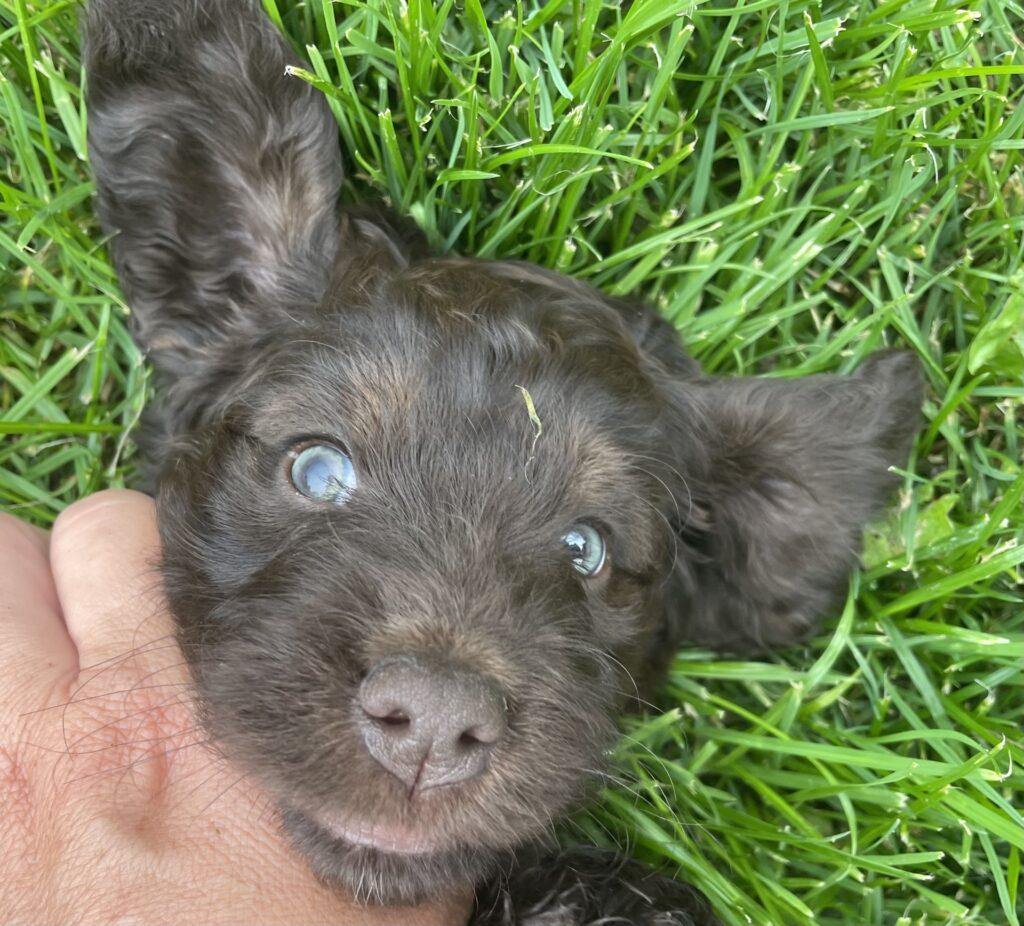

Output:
xmin=83 ymin=2 xmax=923 ymax=923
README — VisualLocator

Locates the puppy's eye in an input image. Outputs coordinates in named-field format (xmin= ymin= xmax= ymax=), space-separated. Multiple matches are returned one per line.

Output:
xmin=561 ymin=524 xmax=607 ymax=577
xmin=289 ymin=443 xmax=357 ymax=505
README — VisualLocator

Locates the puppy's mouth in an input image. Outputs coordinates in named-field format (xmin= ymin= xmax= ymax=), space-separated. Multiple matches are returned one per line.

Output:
xmin=281 ymin=803 xmax=497 ymax=904
xmin=307 ymin=809 xmax=445 ymax=856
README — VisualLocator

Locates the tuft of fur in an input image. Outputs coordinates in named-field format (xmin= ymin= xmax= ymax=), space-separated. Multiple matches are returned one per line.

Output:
xmin=473 ymin=847 xmax=720 ymax=926
xmin=83 ymin=1 xmax=922 ymax=923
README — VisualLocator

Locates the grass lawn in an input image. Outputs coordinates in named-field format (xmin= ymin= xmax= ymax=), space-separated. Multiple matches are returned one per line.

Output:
xmin=2 ymin=0 xmax=1023 ymax=922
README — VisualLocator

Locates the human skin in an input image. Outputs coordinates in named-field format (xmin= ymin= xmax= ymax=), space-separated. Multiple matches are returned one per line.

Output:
xmin=0 ymin=489 xmax=470 ymax=925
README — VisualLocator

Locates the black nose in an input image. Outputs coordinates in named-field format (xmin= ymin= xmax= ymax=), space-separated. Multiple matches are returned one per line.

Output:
xmin=358 ymin=657 xmax=507 ymax=792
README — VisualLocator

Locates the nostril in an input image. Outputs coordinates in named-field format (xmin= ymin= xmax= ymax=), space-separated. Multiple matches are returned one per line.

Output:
xmin=461 ymin=721 xmax=501 ymax=747
xmin=458 ymin=729 xmax=484 ymax=749
xmin=362 ymin=706 xmax=413 ymax=735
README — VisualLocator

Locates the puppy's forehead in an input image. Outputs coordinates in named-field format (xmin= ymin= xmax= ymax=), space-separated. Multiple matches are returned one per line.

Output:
xmin=270 ymin=265 xmax=657 ymax=428
xmin=265 ymin=337 xmax=624 ymax=468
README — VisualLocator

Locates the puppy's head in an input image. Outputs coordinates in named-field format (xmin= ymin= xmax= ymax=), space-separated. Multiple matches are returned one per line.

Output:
xmin=153 ymin=244 xmax=698 ymax=900
xmin=85 ymin=2 xmax=923 ymax=903
xmin=151 ymin=236 xmax=920 ymax=902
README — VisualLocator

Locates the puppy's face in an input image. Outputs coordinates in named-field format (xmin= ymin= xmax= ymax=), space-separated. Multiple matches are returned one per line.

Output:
xmin=149 ymin=250 xmax=920 ymax=903
xmin=157 ymin=260 xmax=692 ymax=901
xmin=85 ymin=0 xmax=923 ymax=904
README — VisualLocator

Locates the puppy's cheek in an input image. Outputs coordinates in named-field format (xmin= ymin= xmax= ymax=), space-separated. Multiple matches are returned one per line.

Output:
xmin=502 ymin=676 xmax=617 ymax=808
xmin=178 ymin=620 xmax=368 ymax=801
xmin=583 ymin=577 xmax=650 ymax=655
xmin=155 ymin=434 xmax=285 ymax=602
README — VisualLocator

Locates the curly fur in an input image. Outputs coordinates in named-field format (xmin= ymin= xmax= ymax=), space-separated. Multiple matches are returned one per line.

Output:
xmin=83 ymin=2 xmax=923 ymax=922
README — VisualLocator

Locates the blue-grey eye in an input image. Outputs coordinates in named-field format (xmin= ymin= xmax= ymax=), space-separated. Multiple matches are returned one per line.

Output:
xmin=289 ymin=443 xmax=357 ymax=505
xmin=562 ymin=524 xmax=607 ymax=577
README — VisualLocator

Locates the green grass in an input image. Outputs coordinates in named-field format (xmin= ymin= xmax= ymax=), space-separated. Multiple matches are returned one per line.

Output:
xmin=2 ymin=0 xmax=1023 ymax=922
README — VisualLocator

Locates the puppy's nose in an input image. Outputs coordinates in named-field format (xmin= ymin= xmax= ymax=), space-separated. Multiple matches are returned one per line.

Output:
xmin=358 ymin=657 xmax=506 ymax=792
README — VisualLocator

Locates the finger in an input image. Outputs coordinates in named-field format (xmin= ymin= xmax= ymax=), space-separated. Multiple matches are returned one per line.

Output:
xmin=50 ymin=490 xmax=183 ymax=683
xmin=0 ymin=511 xmax=77 ymax=693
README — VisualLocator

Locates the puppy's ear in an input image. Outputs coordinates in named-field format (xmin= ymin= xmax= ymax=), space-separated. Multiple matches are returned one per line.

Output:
xmin=669 ymin=350 xmax=924 ymax=650
xmin=85 ymin=0 xmax=341 ymax=378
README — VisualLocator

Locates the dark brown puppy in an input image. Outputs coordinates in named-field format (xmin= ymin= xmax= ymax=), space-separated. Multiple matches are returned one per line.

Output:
xmin=83 ymin=2 xmax=922 ymax=922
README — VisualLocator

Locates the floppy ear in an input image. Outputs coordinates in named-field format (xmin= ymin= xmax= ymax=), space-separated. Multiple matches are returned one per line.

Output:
xmin=583 ymin=293 xmax=923 ymax=653
xmin=669 ymin=350 xmax=924 ymax=650
xmin=84 ymin=0 xmax=342 ymax=383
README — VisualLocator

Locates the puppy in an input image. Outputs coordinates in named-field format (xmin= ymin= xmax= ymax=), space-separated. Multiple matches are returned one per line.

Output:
xmin=83 ymin=1 xmax=922 ymax=922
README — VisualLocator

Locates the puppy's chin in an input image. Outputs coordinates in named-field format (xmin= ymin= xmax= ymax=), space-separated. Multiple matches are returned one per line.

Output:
xmin=281 ymin=807 xmax=501 ymax=905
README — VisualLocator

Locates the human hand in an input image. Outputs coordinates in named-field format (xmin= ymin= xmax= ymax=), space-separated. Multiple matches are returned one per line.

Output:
xmin=0 ymin=490 xmax=470 ymax=925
